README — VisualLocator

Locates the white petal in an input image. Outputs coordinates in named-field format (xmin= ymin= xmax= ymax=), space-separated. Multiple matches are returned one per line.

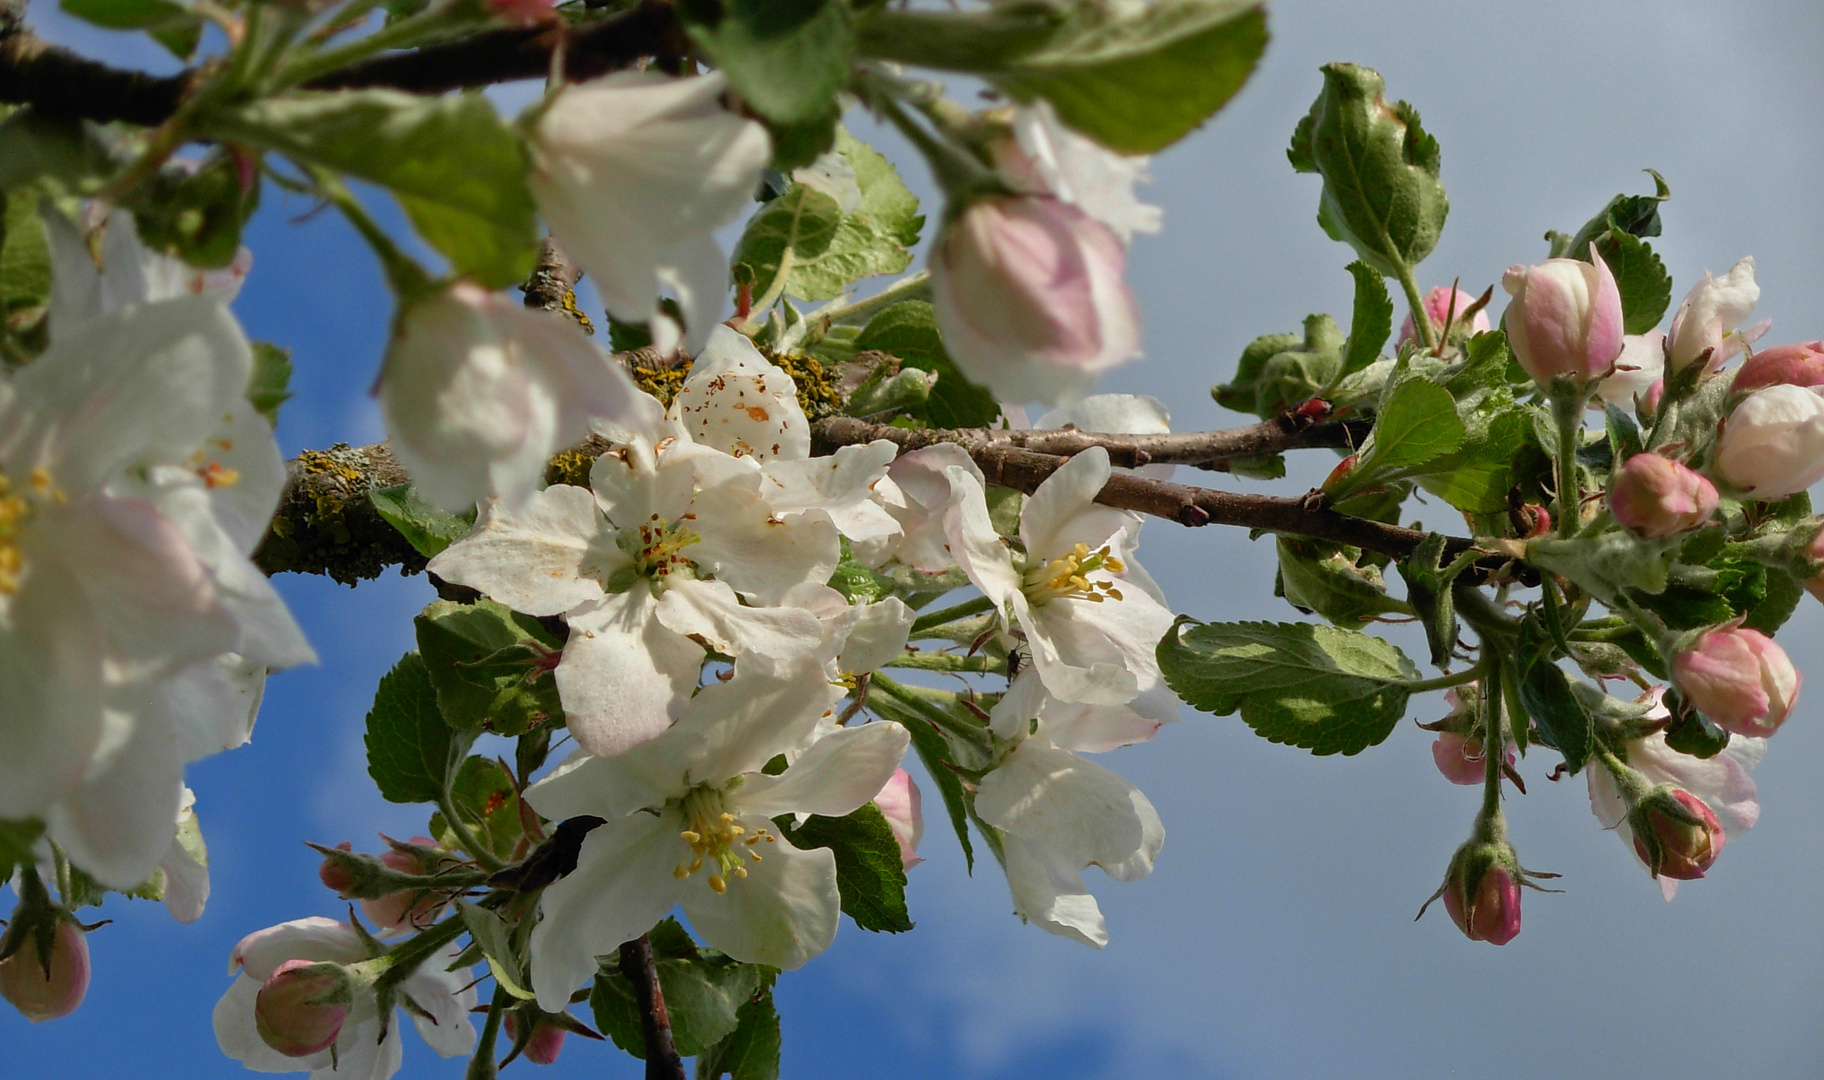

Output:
xmin=44 ymin=684 xmax=186 ymax=889
xmin=427 ymin=485 xmax=617 ymax=616
xmin=758 ymin=440 xmax=898 ymax=517
xmin=148 ymin=484 xmax=314 ymax=668
xmin=166 ymin=654 xmax=267 ymax=764
xmin=214 ymin=974 xmax=324 ymax=1074
xmin=835 ymin=597 xmax=914 ymax=676
xmin=1020 ymin=446 xmax=1130 ymax=559
xmin=668 ymin=326 xmax=810 ymax=461
xmin=1001 ymin=834 xmax=1106 ymax=948
xmin=321 ymin=1015 xmax=403 ymax=1080
xmin=1035 ymin=393 xmax=1170 ymax=435
xmin=229 ymin=917 xmax=367 ymax=980
xmin=557 ymin=591 xmax=704 ymax=758
xmin=679 ymin=834 xmax=838 ymax=971
xmin=976 ymin=741 xmax=1159 ymax=877
xmin=529 ymin=812 xmax=685 ymax=1011
xmin=655 ymin=577 xmax=824 ymax=660
xmin=677 ymin=653 xmax=839 ymax=783
xmin=687 ymin=481 xmax=839 ymax=605
xmin=0 ymin=561 xmax=105 ymax=817
xmin=739 ymin=722 xmax=910 ymax=820
xmin=402 ymin=939 xmax=478 ymax=1059
xmin=941 ymin=465 xmax=1020 ymax=610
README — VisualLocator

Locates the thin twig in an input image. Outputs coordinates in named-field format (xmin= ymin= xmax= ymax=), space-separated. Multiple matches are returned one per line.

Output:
xmin=618 ymin=935 xmax=684 ymax=1080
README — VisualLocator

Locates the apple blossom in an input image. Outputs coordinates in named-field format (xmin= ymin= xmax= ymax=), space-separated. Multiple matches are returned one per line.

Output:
xmin=1732 ymin=340 xmax=1824 ymax=395
xmin=527 ymin=71 xmax=770 ymax=354
xmin=0 ymin=920 xmax=89 ymax=1023
xmin=1608 ymin=453 xmax=1718 ymax=539
xmin=944 ymin=446 xmax=1176 ymax=710
xmin=214 ymin=917 xmax=475 ymax=1080
xmin=930 ymin=195 xmax=1141 ymax=405
xmin=1399 ymin=285 xmax=1490 ymax=348
xmin=872 ymin=769 xmax=924 ymax=870
xmin=378 ymin=281 xmax=644 ymax=513
xmin=781 ymin=582 xmax=915 ymax=681
xmin=1593 ymin=331 xmax=1665 ymax=411
xmin=1713 ymin=384 xmax=1824 ymax=498
xmin=1672 ymin=626 xmax=1799 ymax=738
xmin=1439 ymin=841 xmax=1522 ymax=946
xmin=522 ymin=654 xmax=907 ymax=1009
xmin=1666 ymin=257 xmax=1763 ymax=374
xmin=427 ymin=410 xmax=833 ymax=756
xmin=1500 ymin=248 xmax=1624 ymax=387
xmin=990 ymin=100 xmax=1162 ymax=243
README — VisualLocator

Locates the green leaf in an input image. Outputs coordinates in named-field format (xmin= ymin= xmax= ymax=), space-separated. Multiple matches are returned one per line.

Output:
xmin=0 ymin=819 xmax=43 ymax=886
xmin=852 ymin=300 xmax=998 ymax=428
xmin=60 ymin=0 xmax=193 ymax=29
xmin=777 ymin=803 xmax=912 ymax=933
xmin=453 ymin=899 xmax=534 ymax=1000
xmin=198 ymin=91 xmax=537 ymax=288
xmin=1158 ymin=618 xmax=1419 ymax=756
xmin=1514 ymin=621 xmax=1593 ymax=774
xmin=370 ymin=484 xmax=473 ymax=559
xmin=364 ymin=652 xmax=465 ymax=804
xmin=827 ymin=555 xmax=895 ymax=604
xmin=1551 ymin=169 xmax=1670 ymax=258
xmin=733 ymin=129 xmax=921 ymax=304
xmin=1 ymin=190 xmax=51 ymax=315
xmin=430 ymin=756 xmax=524 ymax=861
xmin=1288 ymin=63 xmax=1448 ymax=275
xmin=414 ymin=598 xmax=564 ymax=736
xmin=1212 ymin=314 xmax=1343 ymax=420
xmin=1594 ymin=227 xmax=1673 ymax=336
xmin=683 ymin=0 xmax=854 ymax=125
xmin=246 ymin=342 xmax=293 ymax=428
xmin=126 ymin=152 xmax=258 ymax=269
xmin=1275 ymin=537 xmax=1407 ymax=630
xmin=1394 ymin=532 xmax=1463 ymax=668
xmin=590 ymin=921 xmax=763 ymax=1058
xmin=986 ymin=0 xmax=1266 ymax=155
xmin=0 ymin=110 xmax=117 ymax=196
xmin=1347 ymin=378 xmax=1464 ymax=485
xmin=868 ymin=694 xmax=974 ymax=872
xmin=695 ymin=979 xmax=781 ymax=1080
xmin=1339 ymin=260 xmax=1393 ymax=381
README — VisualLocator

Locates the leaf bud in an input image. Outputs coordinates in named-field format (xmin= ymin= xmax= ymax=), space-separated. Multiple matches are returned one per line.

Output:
xmin=1439 ymin=840 xmax=1522 ymax=946
xmin=1629 ymin=786 xmax=1726 ymax=881
xmin=1713 ymin=384 xmax=1824 ymax=499
xmin=1608 ymin=453 xmax=1719 ymax=539
xmin=0 ymin=919 xmax=90 ymax=1023
xmin=254 ymin=959 xmax=353 ymax=1057
xmin=1500 ymin=248 xmax=1624 ymax=388
xmin=1731 ymin=340 xmax=1824 ymax=395
xmin=1671 ymin=625 xmax=1800 ymax=738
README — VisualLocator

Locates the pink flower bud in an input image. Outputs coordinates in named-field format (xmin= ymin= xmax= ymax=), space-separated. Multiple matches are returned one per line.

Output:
xmin=0 ymin=921 xmax=89 ymax=1023
xmin=1399 ymin=286 xmax=1490 ymax=347
xmin=1442 ymin=858 xmax=1522 ymax=946
xmin=360 ymin=837 xmax=446 ymax=934
xmin=505 ymin=1013 xmax=569 ymax=1066
xmin=1430 ymin=732 xmax=1514 ymax=787
xmin=1500 ymin=248 xmax=1624 ymax=388
xmin=930 ymin=195 xmax=1141 ymax=405
xmin=489 ymin=0 xmax=554 ymax=25
xmin=254 ymin=959 xmax=352 ymax=1057
xmin=1714 ymin=384 xmax=1824 ymax=499
xmin=872 ymin=769 xmax=925 ymax=870
xmin=318 ymin=841 xmax=356 ymax=897
xmin=1608 ymin=453 xmax=1719 ymax=539
xmin=1673 ymin=626 xmax=1800 ymax=737
xmin=1732 ymin=341 xmax=1824 ymax=395
xmin=1631 ymin=788 xmax=1725 ymax=881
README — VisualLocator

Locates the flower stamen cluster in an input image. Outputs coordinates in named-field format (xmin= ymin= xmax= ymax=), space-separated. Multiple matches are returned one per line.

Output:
xmin=672 ymin=786 xmax=775 ymax=893
xmin=1022 ymin=542 xmax=1126 ymax=605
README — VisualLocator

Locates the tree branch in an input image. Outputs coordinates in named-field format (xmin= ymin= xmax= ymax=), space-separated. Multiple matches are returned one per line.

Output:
xmin=0 ymin=0 xmax=677 ymax=126
xmin=618 ymin=935 xmax=684 ymax=1080
xmin=251 ymin=441 xmax=428 ymax=584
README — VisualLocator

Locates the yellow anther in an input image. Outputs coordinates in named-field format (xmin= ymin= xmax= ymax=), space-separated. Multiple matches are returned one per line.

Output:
xmin=680 ymin=830 xmax=700 ymax=844
xmin=708 ymin=875 xmax=727 ymax=894
xmin=1021 ymin=542 xmax=1127 ymax=606
xmin=28 ymin=468 xmax=51 ymax=493
xmin=673 ymin=864 xmax=690 ymax=879
xmin=732 ymin=866 xmax=748 ymax=879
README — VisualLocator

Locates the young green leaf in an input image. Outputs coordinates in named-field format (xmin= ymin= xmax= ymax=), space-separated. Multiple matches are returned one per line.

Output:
xmin=1275 ymin=537 xmax=1408 ymax=630
xmin=1212 ymin=314 xmax=1344 ymax=420
xmin=683 ymin=0 xmax=854 ymax=125
xmin=369 ymin=484 xmax=473 ymax=559
xmin=1288 ymin=63 xmax=1448 ymax=276
xmin=1158 ymin=618 xmax=1419 ymax=756
xmin=1339 ymin=260 xmax=1393 ymax=380
xmin=126 ymin=152 xmax=257 ymax=268
xmin=364 ymin=652 xmax=466 ymax=804
xmin=430 ymin=756 xmax=523 ymax=861
xmin=413 ymin=598 xmax=563 ymax=736
xmin=197 ymin=90 xmax=538 ymax=288
xmin=246 ymin=342 xmax=293 ymax=428
xmin=1594 ymin=227 xmax=1673 ymax=336
xmin=1514 ymin=622 xmax=1593 ymax=774
xmin=852 ymin=300 xmax=999 ymax=428
xmin=777 ymin=803 xmax=913 ymax=933
xmin=60 ymin=0 xmax=204 ymax=59
xmin=1344 ymin=378 xmax=1464 ymax=490
xmin=1551 ymin=169 xmax=1670 ymax=258
xmin=590 ymin=922 xmax=763 ymax=1058
xmin=1 ymin=189 xmax=51 ymax=317
xmin=695 ymin=979 xmax=782 ymax=1080
xmin=867 ymin=693 xmax=974 ymax=872
xmin=453 ymin=899 xmax=534 ymax=1000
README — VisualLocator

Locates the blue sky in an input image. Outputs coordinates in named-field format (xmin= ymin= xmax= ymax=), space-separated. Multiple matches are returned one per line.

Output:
xmin=8 ymin=2 xmax=1824 ymax=1078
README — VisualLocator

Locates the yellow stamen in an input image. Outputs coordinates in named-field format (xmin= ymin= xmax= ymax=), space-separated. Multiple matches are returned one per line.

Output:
xmin=1022 ymin=543 xmax=1128 ymax=606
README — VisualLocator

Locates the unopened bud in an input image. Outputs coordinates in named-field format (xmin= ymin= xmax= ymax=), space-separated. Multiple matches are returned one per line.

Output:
xmin=1672 ymin=625 xmax=1800 ymax=738
xmin=1400 ymin=285 xmax=1490 ymax=347
xmin=1630 ymin=787 xmax=1725 ymax=881
xmin=361 ymin=836 xmax=446 ymax=933
xmin=1501 ymin=249 xmax=1624 ymax=388
xmin=1732 ymin=341 xmax=1824 ymax=395
xmin=254 ymin=960 xmax=352 ymax=1057
xmin=0 ymin=921 xmax=89 ymax=1023
xmin=1439 ymin=841 xmax=1522 ymax=946
xmin=318 ymin=841 xmax=356 ymax=896
xmin=505 ymin=1013 xmax=568 ymax=1066
xmin=1608 ymin=453 xmax=1719 ymax=539
xmin=1713 ymin=384 xmax=1824 ymax=499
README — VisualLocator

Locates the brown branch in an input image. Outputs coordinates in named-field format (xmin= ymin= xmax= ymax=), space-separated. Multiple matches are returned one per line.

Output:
xmin=519 ymin=237 xmax=593 ymax=331
xmin=814 ymin=413 xmax=1367 ymax=471
xmin=619 ymin=935 xmax=684 ymax=1080
xmin=251 ymin=441 xmax=427 ymax=584
xmin=0 ymin=0 xmax=677 ymax=127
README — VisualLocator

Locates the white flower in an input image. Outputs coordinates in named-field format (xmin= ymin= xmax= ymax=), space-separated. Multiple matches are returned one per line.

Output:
xmin=426 ymin=413 xmax=833 ymax=756
xmin=1588 ymin=724 xmax=1765 ymax=901
xmin=780 ymin=582 xmax=915 ymax=680
xmin=527 ymin=72 xmax=771 ymax=354
xmin=213 ymin=917 xmax=476 ymax=1080
xmin=1667 ymin=257 xmax=1765 ymax=374
xmin=943 ymin=446 xmax=1175 ymax=708
xmin=523 ymin=654 xmax=907 ymax=1009
xmin=976 ymin=671 xmax=1164 ymax=948
xmin=379 ymin=282 xmax=645 ymax=513
xmin=1714 ymin=383 xmax=1824 ymax=498
xmin=0 ymin=210 xmax=307 ymax=876
xmin=1593 ymin=331 xmax=1666 ymax=411
xmin=158 ymin=787 xmax=211 ymax=924
xmin=992 ymin=100 xmax=1162 ymax=244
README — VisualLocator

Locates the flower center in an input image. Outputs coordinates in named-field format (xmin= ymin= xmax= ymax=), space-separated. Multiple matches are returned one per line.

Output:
xmin=671 ymin=786 xmax=775 ymax=894
xmin=1022 ymin=543 xmax=1126 ymax=606
xmin=0 ymin=467 xmax=63 ymax=596
xmin=624 ymin=513 xmax=702 ymax=580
